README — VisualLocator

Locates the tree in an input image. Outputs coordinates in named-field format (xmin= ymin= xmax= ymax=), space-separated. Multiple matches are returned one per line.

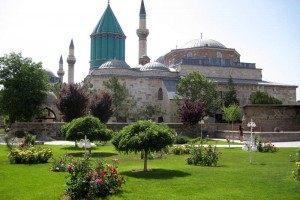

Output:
xmin=223 ymin=104 xmax=241 ymax=148
xmin=112 ymin=120 xmax=175 ymax=171
xmin=223 ymin=77 xmax=239 ymax=107
xmin=57 ymin=83 xmax=89 ymax=122
xmin=62 ymin=115 xmax=113 ymax=147
xmin=179 ymin=100 xmax=206 ymax=125
xmin=176 ymin=71 xmax=220 ymax=116
xmin=90 ymin=91 xmax=113 ymax=123
xmin=249 ymin=91 xmax=282 ymax=104
xmin=0 ymin=52 xmax=49 ymax=124
xmin=104 ymin=77 xmax=136 ymax=122
xmin=137 ymin=103 xmax=165 ymax=120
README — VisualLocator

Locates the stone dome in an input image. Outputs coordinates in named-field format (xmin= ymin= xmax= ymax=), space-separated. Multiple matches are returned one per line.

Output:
xmin=99 ymin=60 xmax=130 ymax=69
xmin=140 ymin=62 xmax=169 ymax=71
xmin=181 ymin=38 xmax=226 ymax=49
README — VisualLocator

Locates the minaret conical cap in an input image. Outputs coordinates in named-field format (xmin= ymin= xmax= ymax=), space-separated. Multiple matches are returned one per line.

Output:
xmin=140 ymin=0 xmax=146 ymax=15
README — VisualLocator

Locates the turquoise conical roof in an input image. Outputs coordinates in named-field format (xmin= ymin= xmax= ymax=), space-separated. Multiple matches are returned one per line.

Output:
xmin=90 ymin=4 xmax=126 ymax=69
xmin=92 ymin=4 xmax=125 ymax=35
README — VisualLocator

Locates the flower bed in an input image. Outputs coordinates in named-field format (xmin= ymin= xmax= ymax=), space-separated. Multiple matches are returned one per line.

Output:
xmin=8 ymin=146 xmax=53 ymax=164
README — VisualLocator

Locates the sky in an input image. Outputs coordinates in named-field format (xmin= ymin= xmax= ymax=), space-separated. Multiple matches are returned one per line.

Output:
xmin=0 ymin=0 xmax=299 ymax=100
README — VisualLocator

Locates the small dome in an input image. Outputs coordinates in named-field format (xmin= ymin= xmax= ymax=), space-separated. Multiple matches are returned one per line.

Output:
xmin=140 ymin=62 xmax=169 ymax=71
xmin=45 ymin=69 xmax=57 ymax=78
xmin=99 ymin=60 xmax=130 ymax=69
xmin=181 ymin=38 xmax=226 ymax=49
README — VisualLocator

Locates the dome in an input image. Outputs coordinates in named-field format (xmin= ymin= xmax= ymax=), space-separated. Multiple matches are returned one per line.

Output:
xmin=140 ymin=62 xmax=169 ymax=71
xmin=99 ymin=60 xmax=130 ymax=69
xmin=45 ymin=69 xmax=57 ymax=78
xmin=181 ymin=38 xmax=226 ymax=49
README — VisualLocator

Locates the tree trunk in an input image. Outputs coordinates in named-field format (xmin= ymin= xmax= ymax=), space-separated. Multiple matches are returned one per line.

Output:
xmin=143 ymin=150 xmax=148 ymax=172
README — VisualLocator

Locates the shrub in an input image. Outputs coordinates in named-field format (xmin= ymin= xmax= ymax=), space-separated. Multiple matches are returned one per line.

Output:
xmin=289 ymin=147 xmax=300 ymax=162
xmin=8 ymin=146 xmax=53 ymax=164
xmin=63 ymin=115 xmax=113 ymax=143
xmin=255 ymin=136 xmax=279 ymax=153
xmin=50 ymin=154 xmax=73 ymax=172
xmin=22 ymin=132 xmax=36 ymax=146
xmin=292 ymin=162 xmax=300 ymax=181
xmin=170 ymin=145 xmax=192 ymax=155
xmin=175 ymin=135 xmax=191 ymax=144
xmin=187 ymin=144 xmax=221 ymax=166
xmin=65 ymin=157 xmax=125 ymax=199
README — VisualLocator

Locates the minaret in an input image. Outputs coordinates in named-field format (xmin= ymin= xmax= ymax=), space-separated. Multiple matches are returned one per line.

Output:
xmin=67 ymin=39 xmax=76 ymax=84
xmin=57 ymin=55 xmax=65 ymax=83
xmin=136 ymin=0 xmax=150 ymax=65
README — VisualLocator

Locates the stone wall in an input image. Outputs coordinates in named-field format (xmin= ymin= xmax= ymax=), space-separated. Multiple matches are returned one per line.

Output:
xmin=9 ymin=122 xmax=64 ymax=140
xmin=243 ymin=105 xmax=300 ymax=132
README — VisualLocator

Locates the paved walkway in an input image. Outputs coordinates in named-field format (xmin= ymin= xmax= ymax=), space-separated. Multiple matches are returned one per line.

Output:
xmin=1 ymin=138 xmax=299 ymax=148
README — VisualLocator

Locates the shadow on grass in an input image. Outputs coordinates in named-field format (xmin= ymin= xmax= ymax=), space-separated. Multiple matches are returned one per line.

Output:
xmin=67 ymin=152 xmax=118 ymax=158
xmin=120 ymin=168 xmax=191 ymax=179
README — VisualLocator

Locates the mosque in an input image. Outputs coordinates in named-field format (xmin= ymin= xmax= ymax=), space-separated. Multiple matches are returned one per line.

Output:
xmin=54 ymin=0 xmax=297 ymax=123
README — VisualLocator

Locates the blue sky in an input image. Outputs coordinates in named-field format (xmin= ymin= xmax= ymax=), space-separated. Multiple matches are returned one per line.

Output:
xmin=0 ymin=0 xmax=299 ymax=100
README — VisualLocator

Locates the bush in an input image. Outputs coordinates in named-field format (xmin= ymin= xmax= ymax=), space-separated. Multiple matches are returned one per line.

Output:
xmin=175 ymin=135 xmax=191 ymax=144
xmin=50 ymin=154 xmax=73 ymax=172
xmin=65 ymin=157 xmax=125 ymax=199
xmin=62 ymin=115 xmax=113 ymax=143
xmin=170 ymin=145 xmax=192 ymax=155
xmin=187 ymin=144 xmax=221 ymax=166
xmin=8 ymin=146 xmax=53 ymax=164
xmin=22 ymin=132 xmax=36 ymax=146
xmin=255 ymin=136 xmax=279 ymax=153
xmin=289 ymin=147 xmax=300 ymax=162
xmin=292 ymin=162 xmax=300 ymax=181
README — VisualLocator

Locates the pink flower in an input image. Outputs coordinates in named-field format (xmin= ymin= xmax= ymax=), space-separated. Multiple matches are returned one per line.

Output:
xmin=93 ymin=173 xmax=98 ymax=178
xmin=67 ymin=165 xmax=73 ymax=172
xmin=96 ymin=179 xmax=103 ymax=185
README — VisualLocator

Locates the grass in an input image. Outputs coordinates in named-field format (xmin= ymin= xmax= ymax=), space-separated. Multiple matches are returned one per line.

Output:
xmin=0 ymin=144 xmax=299 ymax=200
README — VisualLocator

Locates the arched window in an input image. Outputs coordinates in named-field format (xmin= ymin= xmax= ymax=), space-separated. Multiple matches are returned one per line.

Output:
xmin=158 ymin=88 xmax=163 ymax=100
xmin=187 ymin=52 xmax=193 ymax=58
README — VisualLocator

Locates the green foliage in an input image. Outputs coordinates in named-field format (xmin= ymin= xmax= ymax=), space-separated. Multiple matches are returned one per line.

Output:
xmin=289 ymin=147 xmax=300 ymax=162
xmin=175 ymin=135 xmax=191 ymax=144
xmin=170 ymin=145 xmax=192 ymax=155
xmin=137 ymin=103 xmax=165 ymax=120
xmin=65 ymin=157 xmax=125 ymax=199
xmin=0 ymin=52 xmax=49 ymax=124
xmin=187 ymin=144 xmax=221 ymax=166
xmin=103 ymin=77 xmax=136 ymax=122
xmin=222 ymin=104 xmax=240 ymax=123
xmin=223 ymin=77 xmax=239 ymax=107
xmin=90 ymin=91 xmax=113 ymax=123
xmin=50 ymin=154 xmax=73 ymax=172
xmin=62 ymin=115 xmax=113 ymax=143
xmin=176 ymin=71 xmax=221 ymax=115
xmin=112 ymin=120 xmax=175 ymax=171
xmin=8 ymin=146 xmax=52 ymax=164
xmin=254 ymin=136 xmax=279 ymax=153
xmin=292 ymin=162 xmax=300 ymax=181
xmin=22 ymin=132 xmax=36 ymax=146
xmin=57 ymin=83 xmax=90 ymax=122
xmin=249 ymin=91 xmax=282 ymax=104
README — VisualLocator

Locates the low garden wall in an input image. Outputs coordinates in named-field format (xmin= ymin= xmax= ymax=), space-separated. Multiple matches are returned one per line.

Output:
xmin=7 ymin=122 xmax=300 ymax=142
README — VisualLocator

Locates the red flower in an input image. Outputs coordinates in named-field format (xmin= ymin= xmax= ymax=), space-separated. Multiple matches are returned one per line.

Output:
xmin=119 ymin=180 xmax=123 ymax=185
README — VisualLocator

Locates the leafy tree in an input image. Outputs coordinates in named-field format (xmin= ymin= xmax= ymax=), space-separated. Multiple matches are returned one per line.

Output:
xmin=223 ymin=104 xmax=241 ymax=148
xmin=249 ymin=91 xmax=282 ymax=104
xmin=104 ymin=77 xmax=136 ymax=122
xmin=61 ymin=115 xmax=113 ymax=147
xmin=112 ymin=120 xmax=175 ymax=171
xmin=90 ymin=91 xmax=113 ymax=123
xmin=179 ymin=100 xmax=206 ymax=125
xmin=0 ymin=52 xmax=49 ymax=124
xmin=57 ymin=83 xmax=89 ymax=122
xmin=137 ymin=103 xmax=165 ymax=120
xmin=176 ymin=71 xmax=220 ymax=116
xmin=223 ymin=77 xmax=239 ymax=107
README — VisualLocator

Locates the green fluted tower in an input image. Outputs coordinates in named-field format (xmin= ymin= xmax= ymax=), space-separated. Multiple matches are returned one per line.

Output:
xmin=90 ymin=2 xmax=126 ymax=69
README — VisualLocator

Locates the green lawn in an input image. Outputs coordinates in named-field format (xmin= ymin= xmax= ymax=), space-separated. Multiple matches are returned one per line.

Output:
xmin=0 ymin=144 xmax=298 ymax=200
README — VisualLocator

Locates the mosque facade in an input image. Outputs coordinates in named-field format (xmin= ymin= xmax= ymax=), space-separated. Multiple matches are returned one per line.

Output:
xmin=58 ymin=0 xmax=297 ymax=123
